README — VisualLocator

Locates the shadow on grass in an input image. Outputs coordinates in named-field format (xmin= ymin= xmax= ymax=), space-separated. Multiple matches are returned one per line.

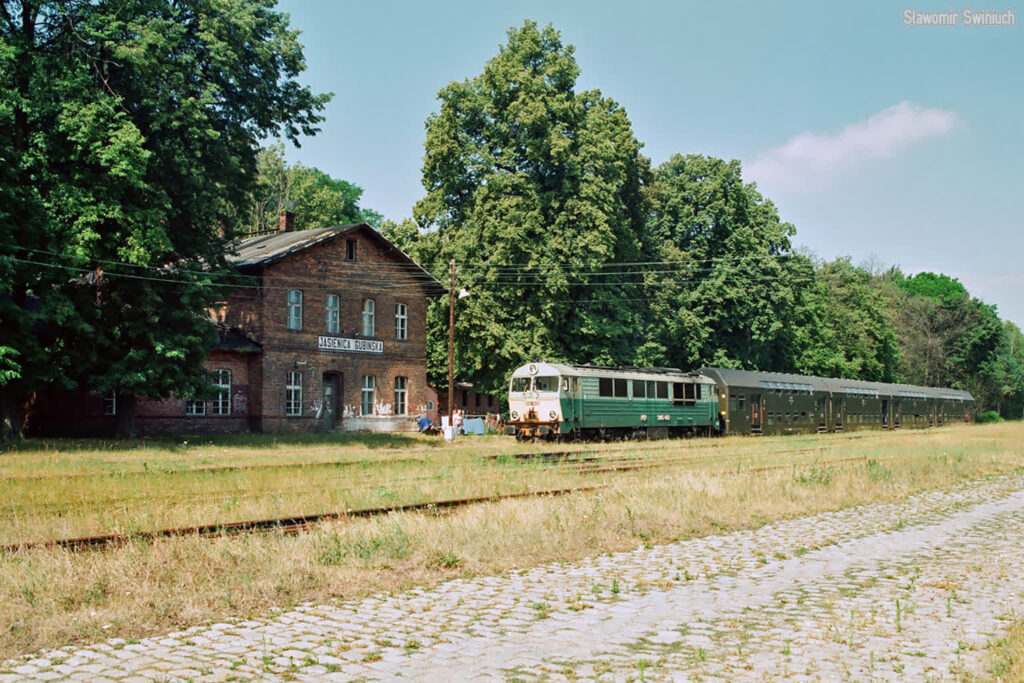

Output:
xmin=6 ymin=431 xmax=444 ymax=454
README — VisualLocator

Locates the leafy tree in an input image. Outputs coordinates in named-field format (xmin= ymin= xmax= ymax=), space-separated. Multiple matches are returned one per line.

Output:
xmin=413 ymin=21 xmax=651 ymax=394
xmin=0 ymin=0 xmax=328 ymax=437
xmin=898 ymin=271 xmax=968 ymax=303
xmin=241 ymin=143 xmax=382 ymax=233
xmin=789 ymin=257 xmax=899 ymax=381
xmin=642 ymin=154 xmax=800 ymax=370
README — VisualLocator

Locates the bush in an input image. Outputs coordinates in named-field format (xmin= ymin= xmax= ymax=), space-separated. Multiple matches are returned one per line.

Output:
xmin=977 ymin=411 xmax=1004 ymax=424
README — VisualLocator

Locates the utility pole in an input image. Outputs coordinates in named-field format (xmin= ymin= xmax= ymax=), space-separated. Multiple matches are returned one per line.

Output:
xmin=448 ymin=258 xmax=455 ymax=425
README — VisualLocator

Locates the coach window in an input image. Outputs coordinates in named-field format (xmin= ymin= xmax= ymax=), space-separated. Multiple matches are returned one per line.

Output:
xmin=683 ymin=383 xmax=696 ymax=405
xmin=287 ymin=290 xmax=303 ymax=330
xmin=633 ymin=380 xmax=646 ymax=398
xmin=598 ymin=378 xmax=613 ymax=397
xmin=212 ymin=369 xmax=231 ymax=416
xmin=325 ymin=294 xmax=340 ymax=334
xmin=361 ymin=376 xmax=375 ymax=415
xmin=656 ymin=381 xmax=669 ymax=399
xmin=395 ymin=303 xmax=408 ymax=340
xmin=286 ymin=371 xmax=303 ymax=416
xmin=362 ymin=299 xmax=375 ymax=336
xmin=613 ymin=378 xmax=627 ymax=398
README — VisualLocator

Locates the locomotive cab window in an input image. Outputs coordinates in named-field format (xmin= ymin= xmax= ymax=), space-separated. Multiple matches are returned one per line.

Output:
xmin=511 ymin=377 xmax=531 ymax=393
xmin=633 ymin=380 xmax=647 ymax=398
xmin=562 ymin=378 xmax=570 ymax=392
xmin=533 ymin=376 xmax=559 ymax=393
xmin=674 ymin=382 xmax=696 ymax=405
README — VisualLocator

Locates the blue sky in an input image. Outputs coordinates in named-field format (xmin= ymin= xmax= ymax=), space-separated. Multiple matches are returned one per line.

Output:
xmin=276 ymin=0 xmax=1023 ymax=326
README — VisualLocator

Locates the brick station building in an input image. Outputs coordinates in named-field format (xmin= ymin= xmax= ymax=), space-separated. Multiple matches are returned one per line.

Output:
xmin=29 ymin=216 xmax=445 ymax=435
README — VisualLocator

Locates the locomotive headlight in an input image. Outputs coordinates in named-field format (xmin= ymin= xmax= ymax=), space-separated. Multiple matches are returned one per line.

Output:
xmin=548 ymin=410 xmax=557 ymax=420
xmin=511 ymin=411 xmax=519 ymax=420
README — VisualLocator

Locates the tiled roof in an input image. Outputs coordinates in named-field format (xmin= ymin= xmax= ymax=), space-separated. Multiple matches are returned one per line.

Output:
xmin=226 ymin=223 xmax=445 ymax=295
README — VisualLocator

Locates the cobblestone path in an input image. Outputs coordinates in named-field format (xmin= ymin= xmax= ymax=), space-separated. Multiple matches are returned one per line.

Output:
xmin=5 ymin=474 xmax=1024 ymax=681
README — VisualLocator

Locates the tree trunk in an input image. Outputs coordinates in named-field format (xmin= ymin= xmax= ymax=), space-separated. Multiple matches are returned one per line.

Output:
xmin=0 ymin=387 xmax=26 ymax=443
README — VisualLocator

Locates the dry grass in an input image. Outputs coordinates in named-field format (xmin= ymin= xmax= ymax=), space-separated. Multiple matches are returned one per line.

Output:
xmin=1 ymin=422 xmax=1022 ymax=660
xmin=986 ymin=618 xmax=1024 ymax=681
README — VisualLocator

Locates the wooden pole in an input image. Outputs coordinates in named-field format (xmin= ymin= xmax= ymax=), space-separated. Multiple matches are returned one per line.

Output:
xmin=448 ymin=258 xmax=455 ymax=425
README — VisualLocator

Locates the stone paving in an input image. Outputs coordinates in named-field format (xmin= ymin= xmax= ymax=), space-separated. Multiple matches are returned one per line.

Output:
xmin=5 ymin=474 xmax=1024 ymax=681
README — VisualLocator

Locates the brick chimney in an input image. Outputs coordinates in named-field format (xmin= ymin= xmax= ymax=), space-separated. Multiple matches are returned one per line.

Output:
xmin=279 ymin=211 xmax=295 ymax=233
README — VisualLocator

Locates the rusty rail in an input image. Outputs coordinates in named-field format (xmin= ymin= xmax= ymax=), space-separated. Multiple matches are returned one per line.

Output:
xmin=2 ymin=485 xmax=605 ymax=553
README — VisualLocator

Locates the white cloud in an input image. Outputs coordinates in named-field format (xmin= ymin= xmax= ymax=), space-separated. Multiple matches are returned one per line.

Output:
xmin=746 ymin=101 xmax=959 ymax=191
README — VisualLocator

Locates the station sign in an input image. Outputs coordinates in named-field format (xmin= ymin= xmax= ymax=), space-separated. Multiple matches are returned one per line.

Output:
xmin=317 ymin=336 xmax=384 ymax=354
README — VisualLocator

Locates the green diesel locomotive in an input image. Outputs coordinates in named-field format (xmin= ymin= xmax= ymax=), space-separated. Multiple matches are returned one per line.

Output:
xmin=506 ymin=362 xmax=718 ymax=439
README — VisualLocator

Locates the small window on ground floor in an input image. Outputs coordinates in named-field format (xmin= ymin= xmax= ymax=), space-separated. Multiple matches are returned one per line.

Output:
xmin=104 ymin=392 xmax=117 ymax=416
xmin=361 ymin=375 xmax=376 ymax=416
xmin=394 ymin=376 xmax=408 ymax=416
xmin=212 ymin=369 xmax=231 ymax=416
xmin=286 ymin=371 xmax=303 ymax=416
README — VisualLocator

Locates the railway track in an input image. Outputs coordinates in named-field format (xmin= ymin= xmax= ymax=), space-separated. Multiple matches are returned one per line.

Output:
xmin=3 ymin=442 xmax=874 ymax=519
xmin=1 ymin=485 xmax=605 ymax=553
xmin=4 ymin=452 xmax=883 ymax=553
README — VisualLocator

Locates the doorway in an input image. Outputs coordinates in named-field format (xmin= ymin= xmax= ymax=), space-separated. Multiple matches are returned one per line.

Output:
xmin=322 ymin=372 xmax=343 ymax=430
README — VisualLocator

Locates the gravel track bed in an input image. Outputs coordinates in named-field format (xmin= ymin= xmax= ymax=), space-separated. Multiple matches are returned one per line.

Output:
xmin=4 ymin=474 xmax=1024 ymax=681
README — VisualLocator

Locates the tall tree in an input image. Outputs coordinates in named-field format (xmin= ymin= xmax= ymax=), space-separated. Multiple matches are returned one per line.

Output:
xmin=788 ymin=257 xmax=899 ymax=381
xmin=241 ymin=144 xmax=382 ymax=234
xmin=413 ymin=21 xmax=651 ymax=393
xmin=0 ymin=0 xmax=328 ymax=437
xmin=642 ymin=154 xmax=800 ymax=371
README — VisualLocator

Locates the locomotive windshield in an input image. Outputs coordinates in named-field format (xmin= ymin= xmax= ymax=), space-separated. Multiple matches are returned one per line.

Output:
xmin=510 ymin=377 xmax=531 ymax=392
xmin=510 ymin=375 xmax=560 ymax=392
xmin=532 ymin=376 xmax=559 ymax=392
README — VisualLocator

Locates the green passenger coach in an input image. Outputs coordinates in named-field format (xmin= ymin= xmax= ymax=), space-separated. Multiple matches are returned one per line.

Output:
xmin=507 ymin=362 xmax=718 ymax=440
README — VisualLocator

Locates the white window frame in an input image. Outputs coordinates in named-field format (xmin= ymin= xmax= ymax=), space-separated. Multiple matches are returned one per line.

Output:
xmin=287 ymin=289 xmax=303 ymax=330
xmin=362 ymin=298 xmax=375 ymax=337
xmin=325 ymin=294 xmax=340 ymax=334
xmin=103 ymin=392 xmax=117 ymax=416
xmin=361 ymin=375 xmax=376 ymax=416
xmin=212 ymin=369 xmax=231 ymax=416
xmin=186 ymin=397 xmax=206 ymax=416
xmin=395 ymin=303 xmax=408 ymax=340
xmin=394 ymin=376 xmax=408 ymax=415
xmin=286 ymin=371 xmax=303 ymax=416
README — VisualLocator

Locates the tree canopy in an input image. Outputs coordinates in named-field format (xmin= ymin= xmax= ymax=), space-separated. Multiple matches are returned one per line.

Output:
xmin=240 ymin=143 xmax=383 ymax=234
xmin=0 ymin=0 xmax=328 ymax=437
xmin=410 ymin=20 xmax=650 ymax=393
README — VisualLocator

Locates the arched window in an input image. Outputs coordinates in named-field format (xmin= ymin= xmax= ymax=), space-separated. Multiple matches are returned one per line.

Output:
xmin=325 ymin=294 xmax=340 ymax=334
xmin=212 ymin=369 xmax=232 ymax=416
xmin=362 ymin=299 xmax=375 ymax=336
xmin=361 ymin=376 xmax=376 ymax=415
xmin=286 ymin=371 xmax=303 ymax=416
xmin=395 ymin=303 xmax=408 ymax=340
xmin=287 ymin=290 xmax=303 ymax=330
xmin=394 ymin=376 xmax=408 ymax=415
